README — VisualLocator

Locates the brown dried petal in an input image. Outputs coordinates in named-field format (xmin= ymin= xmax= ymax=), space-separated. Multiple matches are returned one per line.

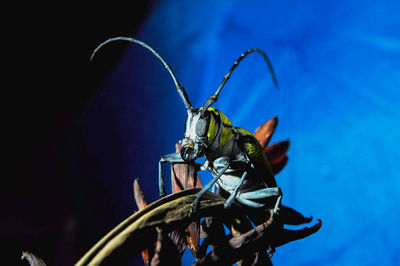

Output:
xmin=172 ymin=141 xmax=202 ymax=258
xmin=254 ymin=117 xmax=278 ymax=149
xmin=270 ymin=155 xmax=288 ymax=175
xmin=133 ymin=179 xmax=150 ymax=265
xmin=185 ymin=219 xmax=201 ymax=259
xmin=264 ymin=140 xmax=290 ymax=165
xmin=168 ymin=230 xmax=187 ymax=259
xmin=150 ymin=227 xmax=184 ymax=266
xmin=133 ymin=179 xmax=148 ymax=210
xmin=171 ymin=142 xmax=203 ymax=193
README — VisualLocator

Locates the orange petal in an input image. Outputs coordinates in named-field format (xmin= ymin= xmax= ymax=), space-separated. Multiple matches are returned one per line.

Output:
xmin=254 ymin=117 xmax=278 ymax=149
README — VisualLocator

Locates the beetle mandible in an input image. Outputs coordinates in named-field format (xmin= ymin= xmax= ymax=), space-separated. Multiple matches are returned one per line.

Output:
xmin=91 ymin=37 xmax=282 ymax=215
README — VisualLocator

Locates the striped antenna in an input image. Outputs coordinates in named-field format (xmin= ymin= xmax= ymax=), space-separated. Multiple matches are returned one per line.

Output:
xmin=201 ymin=48 xmax=279 ymax=114
xmin=91 ymin=37 xmax=195 ymax=112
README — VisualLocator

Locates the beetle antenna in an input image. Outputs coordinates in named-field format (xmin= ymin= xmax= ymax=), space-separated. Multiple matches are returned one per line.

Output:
xmin=202 ymin=48 xmax=279 ymax=113
xmin=90 ymin=36 xmax=195 ymax=112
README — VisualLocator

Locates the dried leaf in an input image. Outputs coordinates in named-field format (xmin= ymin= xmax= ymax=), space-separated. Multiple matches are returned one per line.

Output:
xmin=193 ymin=210 xmax=275 ymax=266
xmin=195 ymin=214 xmax=322 ymax=266
xmin=273 ymin=220 xmax=322 ymax=248
xmin=280 ymin=205 xmax=313 ymax=225
xmin=76 ymin=189 xmax=246 ymax=266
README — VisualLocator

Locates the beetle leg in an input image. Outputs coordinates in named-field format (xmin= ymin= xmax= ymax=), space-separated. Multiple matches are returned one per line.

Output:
xmin=199 ymin=159 xmax=210 ymax=171
xmin=224 ymin=156 xmax=255 ymax=208
xmin=273 ymin=195 xmax=282 ymax=214
xmin=191 ymin=161 xmax=230 ymax=215
xmin=236 ymin=197 xmax=266 ymax=208
xmin=224 ymin=170 xmax=248 ymax=208
xmin=159 ymin=153 xmax=185 ymax=198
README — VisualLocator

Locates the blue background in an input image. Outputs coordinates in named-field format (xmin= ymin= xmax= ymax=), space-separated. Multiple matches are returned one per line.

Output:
xmin=79 ymin=1 xmax=400 ymax=265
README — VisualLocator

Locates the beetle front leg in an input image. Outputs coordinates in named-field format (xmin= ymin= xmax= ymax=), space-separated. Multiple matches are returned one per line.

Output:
xmin=191 ymin=161 xmax=230 ymax=215
xmin=223 ymin=157 xmax=252 ymax=208
xmin=159 ymin=152 xmax=186 ymax=198
xmin=224 ymin=169 xmax=248 ymax=209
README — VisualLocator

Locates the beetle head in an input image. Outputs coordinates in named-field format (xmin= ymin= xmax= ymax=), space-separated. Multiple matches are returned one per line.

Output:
xmin=181 ymin=110 xmax=212 ymax=161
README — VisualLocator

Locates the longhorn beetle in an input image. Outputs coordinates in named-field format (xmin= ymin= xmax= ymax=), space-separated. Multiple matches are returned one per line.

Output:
xmin=91 ymin=37 xmax=282 ymax=215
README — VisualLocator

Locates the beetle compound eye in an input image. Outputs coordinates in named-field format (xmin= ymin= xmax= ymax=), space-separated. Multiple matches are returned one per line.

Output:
xmin=195 ymin=118 xmax=209 ymax=137
xmin=195 ymin=112 xmax=211 ymax=137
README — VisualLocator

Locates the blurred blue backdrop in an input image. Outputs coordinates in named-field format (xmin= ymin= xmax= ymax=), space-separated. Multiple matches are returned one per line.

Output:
xmin=79 ymin=0 xmax=400 ymax=265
